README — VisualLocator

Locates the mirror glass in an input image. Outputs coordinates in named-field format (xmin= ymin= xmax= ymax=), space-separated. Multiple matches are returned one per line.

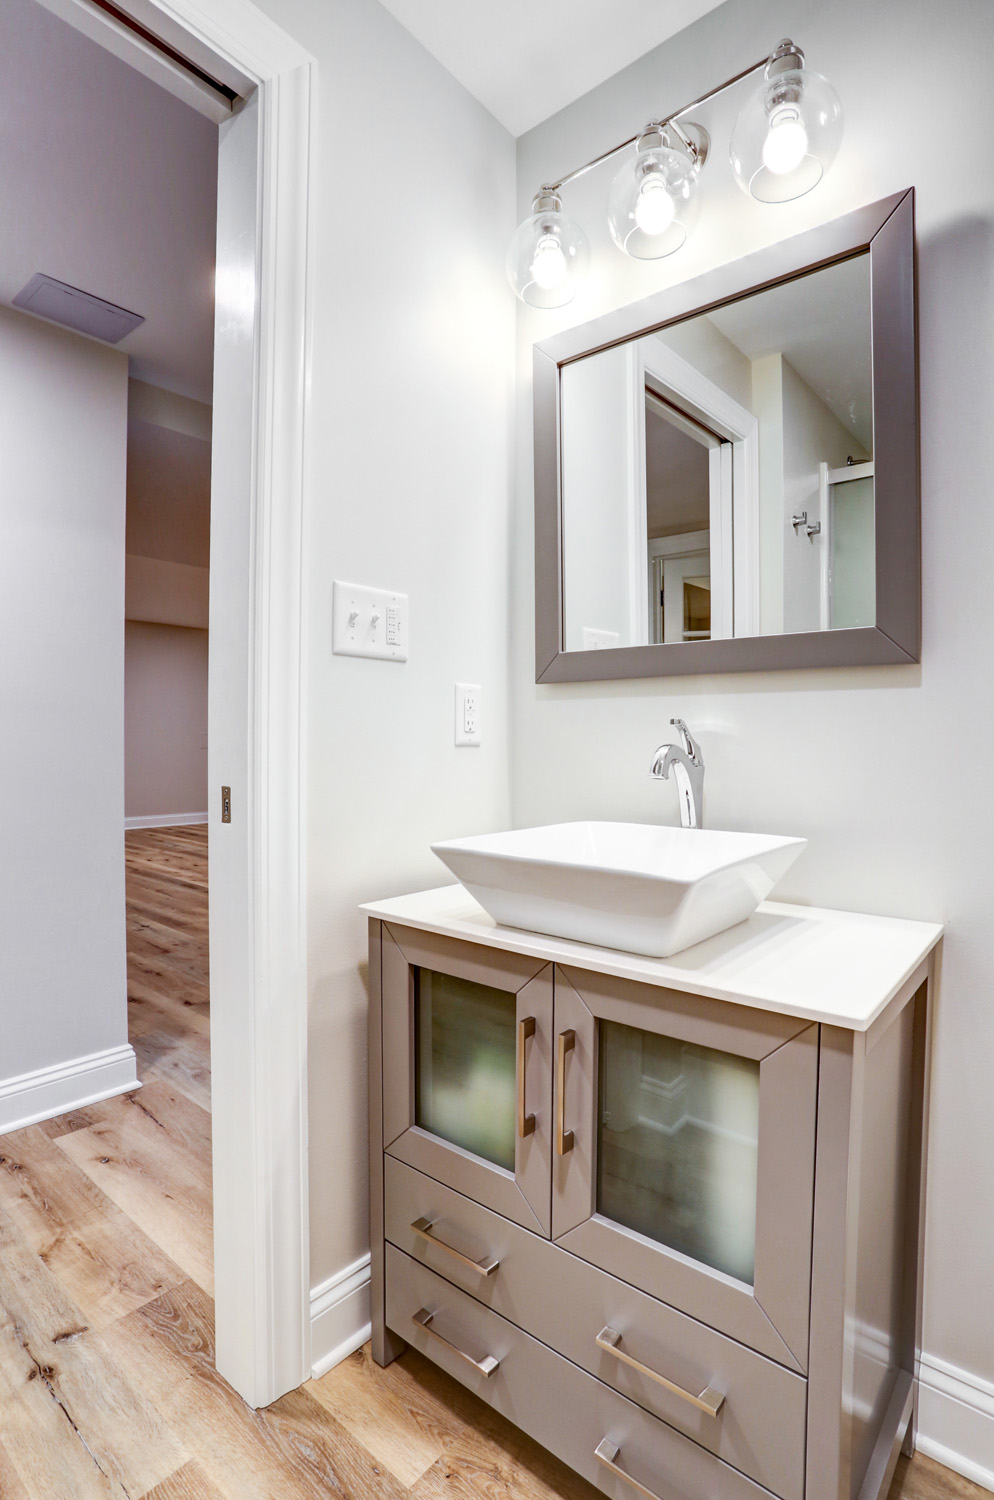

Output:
xmin=560 ymin=254 xmax=874 ymax=651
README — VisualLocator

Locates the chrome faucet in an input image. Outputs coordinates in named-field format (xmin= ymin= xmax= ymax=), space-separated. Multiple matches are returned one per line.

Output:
xmin=650 ymin=719 xmax=705 ymax=829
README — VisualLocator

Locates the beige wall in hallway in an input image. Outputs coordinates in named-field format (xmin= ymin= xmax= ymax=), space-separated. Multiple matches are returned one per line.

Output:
xmin=124 ymin=621 xmax=209 ymax=820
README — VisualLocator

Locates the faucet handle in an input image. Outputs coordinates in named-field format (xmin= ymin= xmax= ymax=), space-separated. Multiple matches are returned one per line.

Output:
xmin=670 ymin=718 xmax=703 ymax=765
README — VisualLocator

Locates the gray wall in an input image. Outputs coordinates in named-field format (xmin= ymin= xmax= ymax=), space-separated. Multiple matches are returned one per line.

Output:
xmin=0 ymin=304 xmax=129 ymax=1076
xmin=250 ymin=0 xmax=517 ymax=1295
xmin=513 ymin=0 xmax=994 ymax=1455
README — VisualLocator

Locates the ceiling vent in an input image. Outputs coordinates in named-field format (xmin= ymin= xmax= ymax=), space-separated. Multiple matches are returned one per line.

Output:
xmin=12 ymin=273 xmax=144 ymax=344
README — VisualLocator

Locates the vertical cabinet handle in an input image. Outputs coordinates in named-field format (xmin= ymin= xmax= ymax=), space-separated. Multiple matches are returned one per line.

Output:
xmin=595 ymin=1439 xmax=667 ymax=1500
xmin=517 ymin=1016 xmax=536 ymax=1138
xmin=556 ymin=1029 xmax=576 ymax=1155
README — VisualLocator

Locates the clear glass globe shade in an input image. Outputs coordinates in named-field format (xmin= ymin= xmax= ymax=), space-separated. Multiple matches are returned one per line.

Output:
xmin=762 ymin=108 xmax=808 ymax=174
xmin=607 ymin=143 xmax=698 ymax=260
xmin=506 ymin=205 xmax=589 ymax=309
xmin=730 ymin=67 xmax=843 ymax=203
xmin=634 ymin=178 xmax=677 ymax=235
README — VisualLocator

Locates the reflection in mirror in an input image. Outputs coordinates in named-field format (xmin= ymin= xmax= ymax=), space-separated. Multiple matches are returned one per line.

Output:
xmin=561 ymin=254 xmax=873 ymax=651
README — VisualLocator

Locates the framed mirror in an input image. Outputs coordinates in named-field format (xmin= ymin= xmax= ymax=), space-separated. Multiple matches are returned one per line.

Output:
xmin=533 ymin=189 xmax=918 ymax=681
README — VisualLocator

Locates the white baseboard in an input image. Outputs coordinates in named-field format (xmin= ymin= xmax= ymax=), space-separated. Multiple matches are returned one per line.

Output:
xmin=918 ymin=1352 xmax=994 ymax=1493
xmin=0 ymin=1044 xmax=140 ymax=1136
xmin=310 ymin=1253 xmax=371 ymax=1379
xmin=125 ymin=812 xmax=208 ymax=829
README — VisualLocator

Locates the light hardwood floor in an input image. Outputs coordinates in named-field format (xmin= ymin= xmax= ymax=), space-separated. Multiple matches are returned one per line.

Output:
xmin=0 ymin=825 xmax=984 ymax=1500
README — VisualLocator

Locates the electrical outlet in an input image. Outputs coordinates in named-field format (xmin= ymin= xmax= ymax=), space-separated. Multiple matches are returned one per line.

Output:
xmin=582 ymin=626 xmax=621 ymax=650
xmin=455 ymin=682 xmax=482 ymax=747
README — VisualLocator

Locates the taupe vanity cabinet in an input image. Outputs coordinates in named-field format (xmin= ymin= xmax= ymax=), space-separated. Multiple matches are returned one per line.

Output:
xmin=365 ymin=888 xmax=941 ymax=1500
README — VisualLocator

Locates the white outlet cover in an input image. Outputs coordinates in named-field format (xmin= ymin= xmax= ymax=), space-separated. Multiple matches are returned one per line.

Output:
xmin=582 ymin=626 xmax=621 ymax=650
xmin=455 ymin=682 xmax=481 ymax=747
xmin=332 ymin=580 xmax=408 ymax=661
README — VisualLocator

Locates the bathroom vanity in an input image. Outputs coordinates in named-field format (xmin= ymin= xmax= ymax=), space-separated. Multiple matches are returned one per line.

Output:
xmin=364 ymin=885 xmax=941 ymax=1500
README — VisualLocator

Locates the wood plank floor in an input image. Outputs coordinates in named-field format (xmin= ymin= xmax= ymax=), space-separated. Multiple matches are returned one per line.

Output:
xmin=0 ymin=825 xmax=984 ymax=1500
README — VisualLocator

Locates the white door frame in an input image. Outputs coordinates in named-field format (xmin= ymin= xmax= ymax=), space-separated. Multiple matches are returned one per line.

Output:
xmin=633 ymin=338 xmax=761 ymax=641
xmin=36 ymin=0 xmax=315 ymax=1409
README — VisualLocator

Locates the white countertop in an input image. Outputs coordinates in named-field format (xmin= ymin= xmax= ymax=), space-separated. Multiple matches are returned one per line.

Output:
xmin=360 ymin=885 xmax=943 ymax=1032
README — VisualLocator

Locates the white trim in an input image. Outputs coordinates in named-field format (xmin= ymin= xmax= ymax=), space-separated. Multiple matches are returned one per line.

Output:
xmin=0 ymin=1045 xmax=139 ymax=1137
xmin=827 ymin=460 xmax=874 ymax=486
xmin=125 ymin=812 xmax=209 ymax=829
xmin=72 ymin=0 xmax=315 ymax=1411
xmin=917 ymin=1352 xmax=994 ymax=1493
xmin=17 ymin=0 xmax=311 ymax=1412
xmin=309 ymin=1255 xmax=373 ymax=1380
xmin=31 ymin=0 xmax=235 ymax=122
xmin=635 ymin=337 xmax=761 ymax=640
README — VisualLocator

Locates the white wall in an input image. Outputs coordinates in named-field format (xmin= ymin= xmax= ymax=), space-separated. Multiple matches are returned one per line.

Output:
xmin=249 ymin=0 xmax=516 ymax=1318
xmin=513 ymin=0 xmax=994 ymax=1481
xmin=561 ymin=347 xmax=635 ymax=649
xmin=124 ymin=622 xmax=208 ymax=820
xmin=0 ymin=304 xmax=134 ymax=1104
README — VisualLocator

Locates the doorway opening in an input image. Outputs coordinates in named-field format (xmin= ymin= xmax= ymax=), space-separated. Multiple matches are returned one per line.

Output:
xmin=0 ymin=0 xmax=312 ymax=1410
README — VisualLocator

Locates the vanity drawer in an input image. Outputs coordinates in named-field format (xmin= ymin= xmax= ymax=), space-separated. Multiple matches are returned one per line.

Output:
xmin=385 ymin=1156 xmax=806 ymax=1500
xmin=387 ymin=1243 xmax=782 ymax=1500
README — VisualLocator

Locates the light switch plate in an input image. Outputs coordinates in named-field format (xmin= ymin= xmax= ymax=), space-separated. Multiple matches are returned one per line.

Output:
xmin=455 ymin=682 xmax=481 ymax=747
xmin=332 ymin=581 xmax=408 ymax=661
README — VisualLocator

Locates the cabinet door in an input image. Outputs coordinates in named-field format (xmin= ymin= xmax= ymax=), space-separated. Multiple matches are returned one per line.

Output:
xmin=553 ymin=965 xmax=817 ymax=1370
xmin=382 ymin=924 xmax=553 ymax=1236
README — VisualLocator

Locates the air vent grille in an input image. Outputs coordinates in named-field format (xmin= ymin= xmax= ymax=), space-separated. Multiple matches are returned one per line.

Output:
xmin=12 ymin=273 xmax=145 ymax=344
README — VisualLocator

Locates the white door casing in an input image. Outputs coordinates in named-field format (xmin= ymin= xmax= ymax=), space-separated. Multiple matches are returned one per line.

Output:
xmin=36 ymin=0 xmax=315 ymax=1409
xmin=633 ymin=338 xmax=760 ymax=642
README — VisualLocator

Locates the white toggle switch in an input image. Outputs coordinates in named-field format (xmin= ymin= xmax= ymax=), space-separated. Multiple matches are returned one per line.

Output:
xmin=455 ymin=682 xmax=481 ymax=747
xmin=332 ymin=581 xmax=408 ymax=661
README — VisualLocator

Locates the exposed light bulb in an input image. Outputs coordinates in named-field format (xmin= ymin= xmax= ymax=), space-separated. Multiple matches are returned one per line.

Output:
xmin=762 ymin=106 xmax=809 ymax=174
xmin=530 ymin=232 xmax=567 ymax=290
xmin=634 ymin=177 xmax=676 ymax=235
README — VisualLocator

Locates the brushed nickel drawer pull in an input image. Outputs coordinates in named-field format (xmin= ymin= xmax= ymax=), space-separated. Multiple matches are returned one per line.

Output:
xmin=411 ymin=1307 xmax=500 ymax=1377
xmin=556 ymin=1029 xmax=575 ymax=1155
xmin=595 ymin=1438 xmax=667 ymax=1500
xmin=517 ymin=1015 xmax=536 ymax=1138
xmin=410 ymin=1217 xmax=500 ymax=1278
xmin=595 ymin=1326 xmax=725 ymax=1417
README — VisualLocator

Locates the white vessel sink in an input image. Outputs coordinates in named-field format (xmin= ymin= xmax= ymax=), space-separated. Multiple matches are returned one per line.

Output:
xmin=431 ymin=822 xmax=807 ymax=958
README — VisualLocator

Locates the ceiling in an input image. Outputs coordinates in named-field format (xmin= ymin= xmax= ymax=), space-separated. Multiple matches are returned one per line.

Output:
xmin=0 ymin=0 xmax=217 ymax=402
xmin=376 ymin=0 xmax=727 ymax=135
xmin=0 ymin=0 xmax=725 ymax=400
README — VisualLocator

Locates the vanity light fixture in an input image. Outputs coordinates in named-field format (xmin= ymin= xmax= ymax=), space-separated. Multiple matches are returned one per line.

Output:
xmin=507 ymin=38 xmax=843 ymax=305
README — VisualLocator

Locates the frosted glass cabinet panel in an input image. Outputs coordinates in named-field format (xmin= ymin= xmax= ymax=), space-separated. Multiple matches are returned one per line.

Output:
xmin=415 ymin=967 xmax=517 ymax=1172
xmin=554 ymin=965 xmax=818 ymax=1370
xmin=381 ymin=924 xmax=554 ymax=1236
xmin=597 ymin=1022 xmax=760 ymax=1284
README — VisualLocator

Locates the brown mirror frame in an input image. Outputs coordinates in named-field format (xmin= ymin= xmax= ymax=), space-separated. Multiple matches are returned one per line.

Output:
xmin=533 ymin=189 xmax=919 ymax=682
